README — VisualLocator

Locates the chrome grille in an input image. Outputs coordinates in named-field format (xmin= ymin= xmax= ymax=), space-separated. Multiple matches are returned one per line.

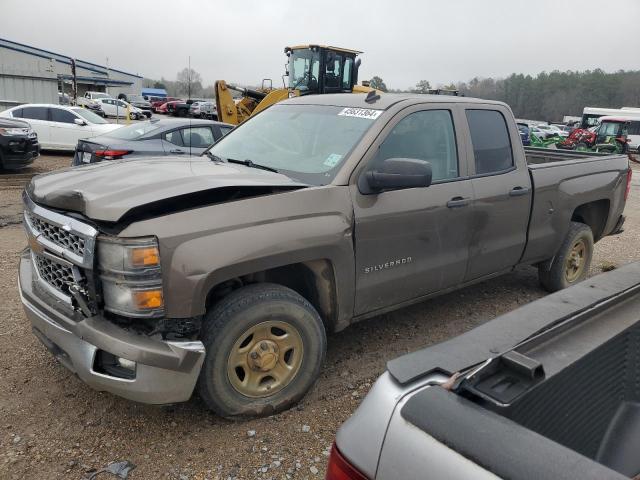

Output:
xmin=26 ymin=212 xmax=86 ymax=258
xmin=33 ymin=253 xmax=75 ymax=295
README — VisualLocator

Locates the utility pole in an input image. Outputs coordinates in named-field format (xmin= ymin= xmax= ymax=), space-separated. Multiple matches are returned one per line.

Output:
xmin=188 ymin=55 xmax=191 ymax=100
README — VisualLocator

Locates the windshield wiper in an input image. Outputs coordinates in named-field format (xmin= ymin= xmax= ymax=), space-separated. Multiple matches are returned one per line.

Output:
xmin=227 ymin=158 xmax=279 ymax=174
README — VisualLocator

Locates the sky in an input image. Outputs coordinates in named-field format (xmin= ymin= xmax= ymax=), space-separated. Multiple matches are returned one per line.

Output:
xmin=1 ymin=0 xmax=639 ymax=90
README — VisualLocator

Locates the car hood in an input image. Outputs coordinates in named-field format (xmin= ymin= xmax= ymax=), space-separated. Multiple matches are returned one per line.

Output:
xmin=0 ymin=117 xmax=30 ymax=129
xmin=26 ymin=157 xmax=308 ymax=223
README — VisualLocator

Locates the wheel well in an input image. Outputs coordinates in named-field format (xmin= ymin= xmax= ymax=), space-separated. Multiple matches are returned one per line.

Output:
xmin=571 ymin=199 xmax=610 ymax=241
xmin=206 ymin=260 xmax=337 ymax=330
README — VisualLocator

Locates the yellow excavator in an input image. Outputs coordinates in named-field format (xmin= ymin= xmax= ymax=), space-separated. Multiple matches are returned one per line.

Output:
xmin=215 ymin=44 xmax=375 ymax=126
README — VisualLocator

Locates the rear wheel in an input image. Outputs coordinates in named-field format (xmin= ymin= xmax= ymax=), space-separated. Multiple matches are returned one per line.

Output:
xmin=538 ymin=221 xmax=593 ymax=292
xmin=197 ymin=283 xmax=326 ymax=418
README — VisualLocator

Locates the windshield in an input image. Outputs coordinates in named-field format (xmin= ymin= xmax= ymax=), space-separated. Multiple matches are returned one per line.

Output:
xmin=128 ymin=95 xmax=145 ymax=102
xmin=207 ymin=104 xmax=380 ymax=185
xmin=92 ymin=93 xmax=111 ymax=99
xmin=288 ymin=49 xmax=320 ymax=92
xmin=103 ymin=121 xmax=161 ymax=140
xmin=71 ymin=108 xmax=108 ymax=124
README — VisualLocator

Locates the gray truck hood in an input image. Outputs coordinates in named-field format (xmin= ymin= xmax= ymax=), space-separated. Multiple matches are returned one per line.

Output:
xmin=27 ymin=157 xmax=308 ymax=223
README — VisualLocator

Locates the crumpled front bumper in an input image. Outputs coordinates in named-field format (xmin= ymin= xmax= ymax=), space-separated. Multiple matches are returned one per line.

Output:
xmin=18 ymin=252 xmax=205 ymax=404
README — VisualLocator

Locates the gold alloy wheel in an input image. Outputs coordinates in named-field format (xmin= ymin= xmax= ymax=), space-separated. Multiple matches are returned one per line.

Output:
xmin=565 ymin=239 xmax=587 ymax=283
xmin=227 ymin=320 xmax=304 ymax=398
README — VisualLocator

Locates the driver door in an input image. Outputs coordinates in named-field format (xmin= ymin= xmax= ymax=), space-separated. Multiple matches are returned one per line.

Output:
xmin=351 ymin=105 xmax=475 ymax=315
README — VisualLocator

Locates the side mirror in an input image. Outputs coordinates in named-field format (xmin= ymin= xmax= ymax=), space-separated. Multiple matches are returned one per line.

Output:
xmin=360 ymin=158 xmax=432 ymax=194
xmin=74 ymin=118 xmax=87 ymax=126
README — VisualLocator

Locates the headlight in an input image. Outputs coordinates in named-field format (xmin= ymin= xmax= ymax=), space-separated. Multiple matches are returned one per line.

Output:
xmin=0 ymin=127 xmax=27 ymax=136
xmin=97 ymin=236 xmax=164 ymax=318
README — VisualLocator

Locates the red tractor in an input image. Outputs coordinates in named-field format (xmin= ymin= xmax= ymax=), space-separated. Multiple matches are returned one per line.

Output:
xmin=559 ymin=116 xmax=630 ymax=153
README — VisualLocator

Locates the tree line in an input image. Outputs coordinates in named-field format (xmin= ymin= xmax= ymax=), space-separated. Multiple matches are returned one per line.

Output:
xmin=376 ymin=69 xmax=640 ymax=122
xmin=145 ymin=68 xmax=640 ymax=122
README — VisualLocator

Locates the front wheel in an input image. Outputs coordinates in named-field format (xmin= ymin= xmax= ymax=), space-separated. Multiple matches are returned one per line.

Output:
xmin=197 ymin=283 xmax=326 ymax=418
xmin=538 ymin=221 xmax=593 ymax=292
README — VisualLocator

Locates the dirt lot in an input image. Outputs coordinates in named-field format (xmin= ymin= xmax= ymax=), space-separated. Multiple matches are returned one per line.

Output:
xmin=1 ymin=155 xmax=639 ymax=480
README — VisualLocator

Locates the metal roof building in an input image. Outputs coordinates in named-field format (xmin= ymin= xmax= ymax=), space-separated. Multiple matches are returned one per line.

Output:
xmin=0 ymin=37 xmax=143 ymax=110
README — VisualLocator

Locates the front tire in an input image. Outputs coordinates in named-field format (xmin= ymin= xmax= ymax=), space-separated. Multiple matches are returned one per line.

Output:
xmin=197 ymin=283 xmax=326 ymax=418
xmin=538 ymin=221 xmax=593 ymax=292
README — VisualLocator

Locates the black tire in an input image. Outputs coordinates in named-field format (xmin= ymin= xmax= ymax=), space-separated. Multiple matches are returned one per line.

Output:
xmin=538 ymin=221 xmax=593 ymax=292
xmin=197 ymin=283 xmax=326 ymax=418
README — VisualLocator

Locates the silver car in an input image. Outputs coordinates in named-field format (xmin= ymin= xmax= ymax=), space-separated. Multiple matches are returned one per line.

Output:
xmin=329 ymin=262 xmax=640 ymax=480
xmin=72 ymin=118 xmax=233 ymax=165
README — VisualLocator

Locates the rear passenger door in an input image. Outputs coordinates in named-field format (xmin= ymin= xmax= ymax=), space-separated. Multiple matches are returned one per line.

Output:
xmin=463 ymin=107 xmax=532 ymax=281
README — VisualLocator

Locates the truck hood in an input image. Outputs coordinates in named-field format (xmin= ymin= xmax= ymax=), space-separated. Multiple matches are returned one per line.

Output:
xmin=27 ymin=157 xmax=308 ymax=223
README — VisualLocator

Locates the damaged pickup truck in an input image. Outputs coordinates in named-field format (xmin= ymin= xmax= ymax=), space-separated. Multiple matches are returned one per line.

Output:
xmin=18 ymin=93 xmax=631 ymax=418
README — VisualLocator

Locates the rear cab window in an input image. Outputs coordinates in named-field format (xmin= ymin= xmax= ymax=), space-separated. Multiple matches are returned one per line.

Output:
xmin=466 ymin=109 xmax=514 ymax=175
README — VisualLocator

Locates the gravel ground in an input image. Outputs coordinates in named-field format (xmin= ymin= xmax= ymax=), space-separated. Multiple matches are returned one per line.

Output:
xmin=1 ymin=156 xmax=639 ymax=480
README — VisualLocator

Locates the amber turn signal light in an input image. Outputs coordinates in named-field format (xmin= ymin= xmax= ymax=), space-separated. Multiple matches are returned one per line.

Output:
xmin=132 ymin=289 xmax=164 ymax=310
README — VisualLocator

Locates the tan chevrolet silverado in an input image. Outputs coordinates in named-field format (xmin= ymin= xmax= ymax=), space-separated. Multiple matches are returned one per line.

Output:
xmin=18 ymin=93 xmax=630 ymax=417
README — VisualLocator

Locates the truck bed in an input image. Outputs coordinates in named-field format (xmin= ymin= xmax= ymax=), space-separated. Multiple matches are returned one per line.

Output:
xmin=519 ymin=147 xmax=629 ymax=265
xmin=392 ymin=262 xmax=640 ymax=479
xmin=524 ymin=145 xmax=621 ymax=165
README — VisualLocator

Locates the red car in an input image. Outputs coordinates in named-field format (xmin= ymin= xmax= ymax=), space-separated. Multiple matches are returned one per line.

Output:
xmin=155 ymin=99 xmax=183 ymax=114
xmin=152 ymin=98 xmax=181 ymax=113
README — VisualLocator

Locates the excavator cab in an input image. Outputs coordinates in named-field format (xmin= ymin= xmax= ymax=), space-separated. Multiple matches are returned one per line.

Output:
xmin=216 ymin=45 xmax=368 ymax=126
xmin=285 ymin=45 xmax=362 ymax=95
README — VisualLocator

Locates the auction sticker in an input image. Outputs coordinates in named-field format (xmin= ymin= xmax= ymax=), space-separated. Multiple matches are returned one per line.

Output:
xmin=338 ymin=107 xmax=382 ymax=120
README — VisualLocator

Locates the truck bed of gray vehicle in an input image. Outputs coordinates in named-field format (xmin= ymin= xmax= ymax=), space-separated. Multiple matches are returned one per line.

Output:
xmin=337 ymin=262 xmax=640 ymax=480
xmin=521 ymin=147 xmax=629 ymax=264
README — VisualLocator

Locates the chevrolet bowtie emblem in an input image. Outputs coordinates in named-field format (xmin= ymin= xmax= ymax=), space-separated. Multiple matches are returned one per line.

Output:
xmin=62 ymin=224 xmax=72 ymax=232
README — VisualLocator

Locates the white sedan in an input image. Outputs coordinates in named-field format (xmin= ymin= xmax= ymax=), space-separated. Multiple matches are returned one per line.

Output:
xmin=96 ymin=98 xmax=145 ymax=119
xmin=0 ymin=104 xmax=123 ymax=150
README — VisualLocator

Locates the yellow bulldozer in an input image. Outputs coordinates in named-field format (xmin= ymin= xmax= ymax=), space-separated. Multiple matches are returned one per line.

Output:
xmin=215 ymin=44 xmax=375 ymax=126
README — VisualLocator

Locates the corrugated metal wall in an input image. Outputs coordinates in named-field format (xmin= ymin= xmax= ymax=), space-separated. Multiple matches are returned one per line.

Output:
xmin=0 ymin=47 xmax=57 ymax=110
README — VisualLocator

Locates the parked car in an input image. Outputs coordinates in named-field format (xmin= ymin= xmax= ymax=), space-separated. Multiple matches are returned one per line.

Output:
xmin=151 ymin=97 xmax=180 ymax=113
xmin=95 ymin=98 xmax=145 ymax=120
xmin=189 ymin=101 xmax=206 ymax=117
xmin=200 ymin=101 xmax=218 ymax=120
xmin=330 ymin=262 xmax=640 ymax=480
xmin=517 ymin=122 xmax=530 ymax=146
xmin=18 ymin=93 xmax=630 ymax=418
xmin=72 ymin=118 xmax=234 ymax=165
xmin=0 ymin=117 xmax=39 ymax=169
xmin=0 ymin=104 xmax=122 ymax=150
xmin=172 ymin=99 xmax=205 ymax=117
xmin=156 ymin=100 xmax=183 ymax=114
xmin=77 ymin=91 xmax=111 ymax=117
xmin=117 ymin=94 xmax=153 ymax=118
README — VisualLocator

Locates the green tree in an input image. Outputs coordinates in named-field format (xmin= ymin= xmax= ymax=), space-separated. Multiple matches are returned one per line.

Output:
xmin=369 ymin=76 xmax=388 ymax=92
xmin=413 ymin=80 xmax=431 ymax=93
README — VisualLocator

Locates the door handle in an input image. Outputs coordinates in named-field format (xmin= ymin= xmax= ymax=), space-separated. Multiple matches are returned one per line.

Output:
xmin=509 ymin=186 xmax=531 ymax=197
xmin=170 ymin=149 xmax=185 ymax=154
xmin=446 ymin=196 xmax=470 ymax=208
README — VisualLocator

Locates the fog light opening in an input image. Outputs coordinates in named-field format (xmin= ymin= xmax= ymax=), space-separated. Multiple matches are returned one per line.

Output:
xmin=94 ymin=350 xmax=137 ymax=380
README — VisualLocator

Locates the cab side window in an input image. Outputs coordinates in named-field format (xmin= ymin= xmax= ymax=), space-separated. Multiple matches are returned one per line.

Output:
xmin=466 ymin=110 xmax=514 ymax=175
xmin=50 ymin=108 xmax=77 ymax=124
xmin=370 ymin=110 xmax=459 ymax=182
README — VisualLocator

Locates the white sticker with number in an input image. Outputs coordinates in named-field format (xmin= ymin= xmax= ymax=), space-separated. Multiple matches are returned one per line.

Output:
xmin=338 ymin=107 xmax=383 ymax=120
